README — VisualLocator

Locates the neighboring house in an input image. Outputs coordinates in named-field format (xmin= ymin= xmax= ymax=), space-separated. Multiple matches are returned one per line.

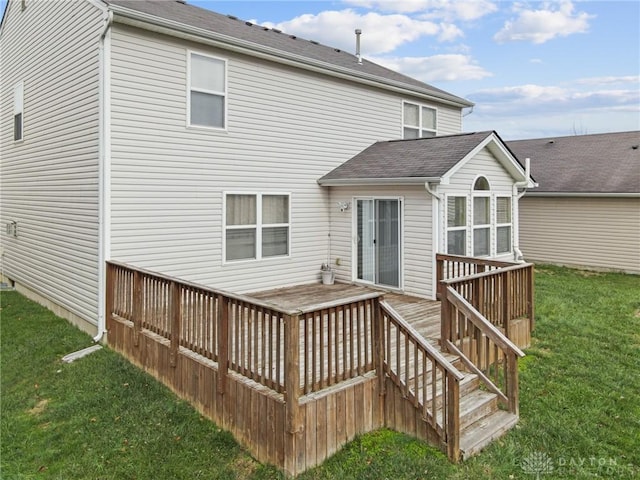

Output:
xmin=0 ymin=0 xmax=533 ymax=337
xmin=509 ymin=131 xmax=640 ymax=274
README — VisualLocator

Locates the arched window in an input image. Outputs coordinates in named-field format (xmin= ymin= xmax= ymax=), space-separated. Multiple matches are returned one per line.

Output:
xmin=472 ymin=176 xmax=491 ymax=256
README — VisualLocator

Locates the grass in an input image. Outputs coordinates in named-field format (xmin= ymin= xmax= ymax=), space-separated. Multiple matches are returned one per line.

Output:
xmin=1 ymin=266 xmax=639 ymax=479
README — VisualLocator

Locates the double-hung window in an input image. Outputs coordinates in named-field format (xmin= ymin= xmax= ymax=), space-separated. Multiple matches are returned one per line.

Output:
xmin=472 ymin=177 xmax=491 ymax=257
xmin=189 ymin=52 xmax=226 ymax=129
xmin=225 ymin=193 xmax=290 ymax=262
xmin=403 ymin=102 xmax=436 ymax=139
xmin=496 ymin=196 xmax=512 ymax=254
xmin=447 ymin=196 xmax=467 ymax=255
xmin=14 ymin=81 xmax=23 ymax=141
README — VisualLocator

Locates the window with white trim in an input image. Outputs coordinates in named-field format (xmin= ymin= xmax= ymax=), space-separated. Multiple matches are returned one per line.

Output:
xmin=403 ymin=102 xmax=436 ymax=139
xmin=14 ymin=81 xmax=23 ymax=141
xmin=447 ymin=196 xmax=467 ymax=255
xmin=189 ymin=52 xmax=226 ymax=129
xmin=496 ymin=196 xmax=512 ymax=254
xmin=225 ymin=193 xmax=289 ymax=261
xmin=472 ymin=177 xmax=491 ymax=257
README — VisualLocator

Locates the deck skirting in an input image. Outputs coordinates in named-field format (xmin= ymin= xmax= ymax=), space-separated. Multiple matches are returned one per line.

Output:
xmin=108 ymin=314 xmax=394 ymax=475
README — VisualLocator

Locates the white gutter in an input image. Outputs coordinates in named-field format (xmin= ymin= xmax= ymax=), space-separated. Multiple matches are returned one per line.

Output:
xmin=108 ymin=5 xmax=472 ymax=109
xmin=95 ymin=10 xmax=113 ymax=343
xmin=319 ymin=177 xmax=441 ymax=186
xmin=523 ymin=192 xmax=640 ymax=198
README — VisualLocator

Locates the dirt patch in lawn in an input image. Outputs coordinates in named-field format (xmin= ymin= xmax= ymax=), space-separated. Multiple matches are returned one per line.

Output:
xmin=28 ymin=398 xmax=49 ymax=416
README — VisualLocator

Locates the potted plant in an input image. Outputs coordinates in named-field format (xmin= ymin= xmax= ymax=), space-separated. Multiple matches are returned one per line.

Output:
xmin=320 ymin=262 xmax=335 ymax=285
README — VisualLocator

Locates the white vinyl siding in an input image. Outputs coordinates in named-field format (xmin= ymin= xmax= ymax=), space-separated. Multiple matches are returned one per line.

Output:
xmin=520 ymin=197 xmax=640 ymax=274
xmin=438 ymin=147 xmax=517 ymax=260
xmin=109 ymin=25 xmax=450 ymax=293
xmin=0 ymin=0 xmax=103 ymax=325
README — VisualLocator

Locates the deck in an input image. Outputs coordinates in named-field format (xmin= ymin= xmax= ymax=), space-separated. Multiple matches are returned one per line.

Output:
xmin=105 ymin=255 xmax=534 ymax=477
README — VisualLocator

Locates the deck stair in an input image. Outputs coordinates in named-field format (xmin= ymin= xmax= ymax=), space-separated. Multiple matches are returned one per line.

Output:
xmin=381 ymin=299 xmax=520 ymax=460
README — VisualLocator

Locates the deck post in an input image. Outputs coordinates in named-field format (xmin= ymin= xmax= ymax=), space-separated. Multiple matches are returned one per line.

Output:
xmin=132 ymin=270 xmax=142 ymax=347
xmin=169 ymin=281 xmax=181 ymax=368
xmin=284 ymin=313 xmax=303 ymax=476
xmin=105 ymin=262 xmax=114 ymax=337
xmin=506 ymin=352 xmax=519 ymax=415
xmin=446 ymin=373 xmax=460 ymax=462
xmin=528 ymin=265 xmax=535 ymax=331
xmin=373 ymin=296 xmax=386 ymax=396
xmin=217 ymin=295 xmax=229 ymax=395
xmin=502 ymin=270 xmax=512 ymax=336
xmin=440 ymin=288 xmax=451 ymax=351
xmin=436 ymin=256 xmax=444 ymax=300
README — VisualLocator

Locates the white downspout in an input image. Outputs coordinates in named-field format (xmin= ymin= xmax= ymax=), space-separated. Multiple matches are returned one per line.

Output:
xmin=95 ymin=10 xmax=113 ymax=343
xmin=425 ymin=181 xmax=442 ymax=299
xmin=513 ymin=157 xmax=533 ymax=262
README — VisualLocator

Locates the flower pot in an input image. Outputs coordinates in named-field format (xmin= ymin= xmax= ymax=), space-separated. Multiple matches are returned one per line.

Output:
xmin=321 ymin=270 xmax=335 ymax=285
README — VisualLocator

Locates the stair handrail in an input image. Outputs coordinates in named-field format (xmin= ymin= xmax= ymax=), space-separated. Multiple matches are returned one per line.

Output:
xmin=380 ymin=300 xmax=464 ymax=381
xmin=443 ymin=286 xmax=524 ymax=412
xmin=379 ymin=300 xmax=464 ymax=461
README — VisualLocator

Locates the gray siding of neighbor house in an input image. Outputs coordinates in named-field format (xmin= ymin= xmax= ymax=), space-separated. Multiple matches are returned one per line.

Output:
xmin=108 ymin=24 xmax=462 ymax=293
xmin=329 ymin=186 xmax=434 ymax=299
xmin=438 ymin=147 xmax=518 ymax=261
xmin=520 ymin=197 xmax=640 ymax=274
xmin=0 ymin=0 xmax=104 ymax=326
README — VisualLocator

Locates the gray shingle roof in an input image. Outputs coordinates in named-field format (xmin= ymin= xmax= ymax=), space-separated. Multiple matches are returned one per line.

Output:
xmin=507 ymin=131 xmax=640 ymax=194
xmin=103 ymin=0 xmax=471 ymax=107
xmin=318 ymin=131 xmax=499 ymax=184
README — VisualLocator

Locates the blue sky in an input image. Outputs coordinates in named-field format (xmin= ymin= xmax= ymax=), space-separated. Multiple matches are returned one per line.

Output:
xmin=191 ymin=0 xmax=639 ymax=139
xmin=2 ymin=0 xmax=637 ymax=139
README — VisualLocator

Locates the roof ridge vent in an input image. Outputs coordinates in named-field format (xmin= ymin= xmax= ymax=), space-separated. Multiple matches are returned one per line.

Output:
xmin=245 ymin=21 xmax=253 ymax=26
xmin=227 ymin=15 xmax=238 ymax=20
xmin=272 ymin=28 xmax=282 ymax=33
xmin=175 ymin=0 xmax=186 ymax=4
xmin=310 ymin=40 xmax=319 ymax=45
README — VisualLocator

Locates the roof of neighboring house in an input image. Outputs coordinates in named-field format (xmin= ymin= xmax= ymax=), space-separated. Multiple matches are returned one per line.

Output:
xmin=508 ymin=131 xmax=640 ymax=195
xmin=318 ymin=131 xmax=529 ymax=186
xmin=102 ymin=0 xmax=472 ymax=108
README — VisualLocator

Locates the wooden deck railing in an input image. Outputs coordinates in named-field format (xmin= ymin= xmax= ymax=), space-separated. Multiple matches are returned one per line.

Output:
xmin=442 ymin=287 xmax=524 ymax=413
xmin=379 ymin=301 xmax=464 ymax=460
xmin=437 ymin=255 xmax=533 ymax=414
xmin=106 ymin=261 xmax=381 ymax=398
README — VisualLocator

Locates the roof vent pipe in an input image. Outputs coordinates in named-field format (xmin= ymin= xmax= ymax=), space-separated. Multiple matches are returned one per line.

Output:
xmin=355 ymin=29 xmax=362 ymax=64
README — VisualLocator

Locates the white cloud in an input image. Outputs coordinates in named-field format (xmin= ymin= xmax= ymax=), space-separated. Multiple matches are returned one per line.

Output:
xmin=493 ymin=1 xmax=593 ymax=44
xmin=261 ymin=9 xmax=460 ymax=55
xmin=574 ymin=75 xmax=640 ymax=86
xmin=343 ymin=0 xmax=498 ymax=21
xmin=529 ymin=58 xmax=543 ymax=64
xmin=371 ymin=54 xmax=492 ymax=82
xmin=467 ymin=82 xmax=639 ymax=117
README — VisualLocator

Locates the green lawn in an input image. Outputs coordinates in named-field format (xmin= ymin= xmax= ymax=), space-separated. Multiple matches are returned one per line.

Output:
xmin=1 ymin=266 xmax=638 ymax=479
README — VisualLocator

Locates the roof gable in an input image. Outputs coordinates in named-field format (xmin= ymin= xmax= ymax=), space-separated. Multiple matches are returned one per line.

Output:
xmin=318 ymin=131 xmax=531 ymax=186
xmin=508 ymin=131 xmax=640 ymax=195
xmin=103 ymin=0 xmax=472 ymax=108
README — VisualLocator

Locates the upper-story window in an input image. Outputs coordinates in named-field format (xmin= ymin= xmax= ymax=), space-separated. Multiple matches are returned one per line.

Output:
xmin=14 ymin=81 xmax=23 ymax=141
xmin=225 ymin=193 xmax=290 ymax=262
xmin=472 ymin=176 xmax=491 ymax=256
xmin=188 ymin=52 xmax=226 ymax=129
xmin=403 ymin=102 xmax=436 ymax=139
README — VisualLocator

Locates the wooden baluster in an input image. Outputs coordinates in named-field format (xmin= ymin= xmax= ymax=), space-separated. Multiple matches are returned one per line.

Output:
xmin=217 ymin=296 xmax=229 ymax=392
xmin=169 ymin=281 xmax=181 ymax=368
xmin=446 ymin=373 xmax=460 ymax=462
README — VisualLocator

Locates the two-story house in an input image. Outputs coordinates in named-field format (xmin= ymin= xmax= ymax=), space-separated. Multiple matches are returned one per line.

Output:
xmin=1 ymin=0 xmax=532 ymax=337
xmin=1 ymin=1 xmax=536 ymax=474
